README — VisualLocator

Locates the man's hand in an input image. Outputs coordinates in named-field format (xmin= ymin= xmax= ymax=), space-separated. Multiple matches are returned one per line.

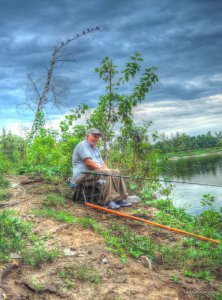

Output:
xmin=101 ymin=162 xmax=108 ymax=170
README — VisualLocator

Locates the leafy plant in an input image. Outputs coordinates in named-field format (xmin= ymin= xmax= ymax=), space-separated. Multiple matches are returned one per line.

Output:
xmin=171 ymin=274 xmax=180 ymax=283
xmin=200 ymin=193 xmax=216 ymax=209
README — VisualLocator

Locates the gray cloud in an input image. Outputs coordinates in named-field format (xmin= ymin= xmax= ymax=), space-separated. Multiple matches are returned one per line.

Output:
xmin=0 ymin=0 xmax=222 ymax=134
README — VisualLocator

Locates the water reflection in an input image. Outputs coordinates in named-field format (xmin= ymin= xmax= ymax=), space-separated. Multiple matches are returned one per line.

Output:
xmin=160 ymin=154 xmax=222 ymax=215
xmin=161 ymin=154 xmax=222 ymax=182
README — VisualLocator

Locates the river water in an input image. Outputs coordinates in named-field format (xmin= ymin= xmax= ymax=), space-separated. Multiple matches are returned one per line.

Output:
xmin=160 ymin=154 xmax=222 ymax=215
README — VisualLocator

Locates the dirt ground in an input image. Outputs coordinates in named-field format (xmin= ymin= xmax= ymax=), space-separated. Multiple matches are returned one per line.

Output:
xmin=0 ymin=176 xmax=219 ymax=300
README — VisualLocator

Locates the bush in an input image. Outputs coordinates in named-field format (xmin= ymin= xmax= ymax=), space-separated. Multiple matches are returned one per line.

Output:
xmin=18 ymin=128 xmax=81 ymax=180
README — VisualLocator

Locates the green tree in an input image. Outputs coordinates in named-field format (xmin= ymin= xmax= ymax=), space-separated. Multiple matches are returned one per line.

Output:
xmin=0 ymin=129 xmax=26 ymax=163
xmin=88 ymin=53 xmax=158 ymax=159
xmin=111 ymin=121 xmax=153 ymax=173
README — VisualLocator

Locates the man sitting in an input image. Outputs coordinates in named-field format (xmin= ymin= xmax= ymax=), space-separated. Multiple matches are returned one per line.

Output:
xmin=72 ymin=128 xmax=131 ymax=209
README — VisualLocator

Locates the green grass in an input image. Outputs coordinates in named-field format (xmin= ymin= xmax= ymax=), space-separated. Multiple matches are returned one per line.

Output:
xmin=144 ymin=196 xmax=222 ymax=280
xmin=59 ymin=264 xmax=101 ymax=285
xmin=0 ymin=188 xmax=10 ymax=201
xmin=22 ymin=242 xmax=59 ymax=267
xmin=103 ymin=224 xmax=156 ymax=261
xmin=32 ymin=207 xmax=101 ymax=233
xmin=42 ymin=193 xmax=65 ymax=208
xmin=0 ymin=209 xmax=59 ymax=266
xmin=32 ymin=208 xmax=77 ymax=224
xmin=0 ymin=210 xmax=31 ymax=261
xmin=184 ymin=270 xmax=214 ymax=282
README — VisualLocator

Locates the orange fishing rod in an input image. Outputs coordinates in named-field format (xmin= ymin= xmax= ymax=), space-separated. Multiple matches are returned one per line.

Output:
xmin=84 ymin=202 xmax=220 ymax=244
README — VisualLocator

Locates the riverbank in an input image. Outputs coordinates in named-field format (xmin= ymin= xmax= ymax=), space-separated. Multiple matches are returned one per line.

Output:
xmin=1 ymin=175 xmax=222 ymax=299
xmin=164 ymin=147 xmax=222 ymax=160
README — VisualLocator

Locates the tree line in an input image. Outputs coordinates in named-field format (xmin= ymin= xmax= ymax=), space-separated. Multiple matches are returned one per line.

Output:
xmin=154 ymin=131 xmax=222 ymax=153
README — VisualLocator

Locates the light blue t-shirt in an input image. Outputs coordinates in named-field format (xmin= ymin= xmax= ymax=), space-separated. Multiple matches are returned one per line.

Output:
xmin=72 ymin=140 xmax=104 ymax=181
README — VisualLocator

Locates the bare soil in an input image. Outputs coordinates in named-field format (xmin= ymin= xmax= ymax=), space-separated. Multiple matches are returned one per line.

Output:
xmin=0 ymin=175 xmax=219 ymax=300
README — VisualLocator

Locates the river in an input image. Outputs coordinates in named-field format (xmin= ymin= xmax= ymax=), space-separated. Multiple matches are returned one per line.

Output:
xmin=160 ymin=154 xmax=222 ymax=215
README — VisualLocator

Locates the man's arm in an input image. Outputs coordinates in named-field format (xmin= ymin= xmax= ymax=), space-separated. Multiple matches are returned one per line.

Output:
xmin=84 ymin=158 xmax=109 ymax=170
xmin=84 ymin=158 xmax=102 ymax=169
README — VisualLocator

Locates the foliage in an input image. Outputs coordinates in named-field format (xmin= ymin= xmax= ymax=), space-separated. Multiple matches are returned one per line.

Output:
xmin=22 ymin=128 xmax=62 ymax=177
xmin=60 ymin=104 xmax=89 ymax=135
xmin=108 ymin=122 xmax=162 ymax=187
xmin=196 ymin=194 xmax=222 ymax=230
xmin=145 ymin=195 xmax=222 ymax=278
xmin=89 ymin=53 xmax=158 ymax=159
xmin=60 ymin=53 xmax=158 ymax=160
xmin=18 ymin=126 xmax=81 ymax=179
xmin=155 ymin=131 xmax=222 ymax=154
xmin=31 ymin=111 xmax=46 ymax=139
xmin=0 ymin=151 xmax=12 ymax=186
xmin=0 ymin=128 xmax=26 ymax=165
xmin=200 ymin=193 xmax=216 ymax=208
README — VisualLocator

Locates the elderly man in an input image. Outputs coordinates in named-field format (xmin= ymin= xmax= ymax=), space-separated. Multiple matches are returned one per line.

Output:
xmin=72 ymin=128 xmax=131 ymax=209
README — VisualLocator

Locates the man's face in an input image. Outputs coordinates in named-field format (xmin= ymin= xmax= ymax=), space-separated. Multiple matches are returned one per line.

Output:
xmin=86 ymin=133 xmax=100 ymax=147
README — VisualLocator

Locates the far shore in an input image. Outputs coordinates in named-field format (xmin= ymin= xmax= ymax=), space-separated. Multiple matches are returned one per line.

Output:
xmin=169 ymin=150 xmax=222 ymax=160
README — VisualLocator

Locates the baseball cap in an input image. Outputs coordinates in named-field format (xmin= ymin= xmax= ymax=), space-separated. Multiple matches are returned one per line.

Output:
xmin=86 ymin=128 xmax=102 ymax=137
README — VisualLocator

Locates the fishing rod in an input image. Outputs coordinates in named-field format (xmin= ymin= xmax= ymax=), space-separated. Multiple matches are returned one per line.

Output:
xmin=82 ymin=171 xmax=222 ymax=188
xmin=85 ymin=202 xmax=220 ymax=244
xmin=76 ymin=172 xmax=221 ymax=244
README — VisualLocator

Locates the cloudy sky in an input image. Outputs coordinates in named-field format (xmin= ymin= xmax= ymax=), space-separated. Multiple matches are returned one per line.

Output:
xmin=0 ymin=0 xmax=222 ymax=137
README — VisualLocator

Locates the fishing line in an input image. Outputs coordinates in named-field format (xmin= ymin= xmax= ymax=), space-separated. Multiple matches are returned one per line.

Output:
xmin=82 ymin=171 xmax=222 ymax=188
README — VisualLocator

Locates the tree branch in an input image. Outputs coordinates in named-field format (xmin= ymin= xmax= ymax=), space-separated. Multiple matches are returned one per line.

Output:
xmin=27 ymin=73 xmax=41 ymax=99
